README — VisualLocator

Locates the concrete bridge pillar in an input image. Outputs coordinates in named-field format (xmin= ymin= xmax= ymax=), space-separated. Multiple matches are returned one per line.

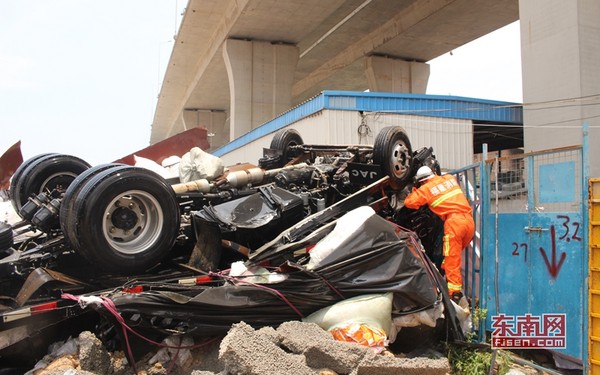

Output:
xmin=183 ymin=109 xmax=228 ymax=151
xmin=520 ymin=0 xmax=600 ymax=177
xmin=223 ymin=39 xmax=299 ymax=140
xmin=365 ymin=55 xmax=430 ymax=93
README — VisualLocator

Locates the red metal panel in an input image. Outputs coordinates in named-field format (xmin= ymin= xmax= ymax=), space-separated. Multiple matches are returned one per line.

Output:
xmin=0 ymin=141 xmax=23 ymax=190
xmin=114 ymin=126 xmax=210 ymax=166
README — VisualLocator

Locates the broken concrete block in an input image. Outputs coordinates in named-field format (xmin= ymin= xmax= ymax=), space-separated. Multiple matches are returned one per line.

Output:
xmin=277 ymin=320 xmax=374 ymax=374
xmin=257 ymin=325 xmax=281 ymax=345
xmin=77 ymin=331 xmax=111 ymax=375
xmin=303 ymin=340 xmax=373 ymax=374
xmin=219 ymin=322 xmax=313 ymax=375
xmin=276 ymin=321 xmax=334 ymax=353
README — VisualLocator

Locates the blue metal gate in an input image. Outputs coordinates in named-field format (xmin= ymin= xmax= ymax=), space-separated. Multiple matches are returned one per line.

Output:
xmin=479 ymin=144 xmax=587 ymax=366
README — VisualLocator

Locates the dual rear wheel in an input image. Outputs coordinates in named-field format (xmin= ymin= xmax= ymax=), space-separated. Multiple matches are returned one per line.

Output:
xmin=9 ymin=153 xmax=91 ymax=214
xmin=10 ymin=157 xmax=180 ymax=274
xmin=60 ymin=164 xmax=180 ymax=274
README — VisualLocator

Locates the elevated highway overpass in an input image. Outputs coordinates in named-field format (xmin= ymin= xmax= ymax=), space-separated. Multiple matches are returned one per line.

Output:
xmin=150 ymin=0 xmax=519 ymax=149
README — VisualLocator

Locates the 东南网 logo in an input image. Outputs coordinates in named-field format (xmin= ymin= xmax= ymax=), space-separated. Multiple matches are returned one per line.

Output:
xmin=491 ymin=313 xmax=566 ymax=349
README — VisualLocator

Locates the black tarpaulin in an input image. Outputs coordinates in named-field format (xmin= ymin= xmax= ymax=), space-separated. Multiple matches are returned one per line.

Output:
xmin=108 ymin=206 xmax=443 ymax=337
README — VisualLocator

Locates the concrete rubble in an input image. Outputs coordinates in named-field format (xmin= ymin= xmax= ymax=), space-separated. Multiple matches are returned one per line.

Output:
xmin=29 ymin=321 xmax=451 ymax=375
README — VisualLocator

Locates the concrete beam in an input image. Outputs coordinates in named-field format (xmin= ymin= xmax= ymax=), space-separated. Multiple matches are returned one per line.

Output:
xmin=365 ymin=56 xmax=430 ymax=93
xmin=291 ymin=0 xmax=450 ymax=99
xmin=223 ymin=39 xmax=299 ymax=139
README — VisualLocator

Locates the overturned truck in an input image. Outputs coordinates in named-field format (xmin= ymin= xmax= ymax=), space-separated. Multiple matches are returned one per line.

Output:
xmin=0 ymin=126 xmax=461 ymax=369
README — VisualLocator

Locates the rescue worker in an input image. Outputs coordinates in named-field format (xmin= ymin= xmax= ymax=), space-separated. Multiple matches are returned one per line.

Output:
xmin=403 ymin=166 xmax=474 ymax=304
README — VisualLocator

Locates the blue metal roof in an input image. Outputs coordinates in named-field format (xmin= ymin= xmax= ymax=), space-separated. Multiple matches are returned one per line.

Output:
xmin=212 ymin=90 xmax=523 ymax=157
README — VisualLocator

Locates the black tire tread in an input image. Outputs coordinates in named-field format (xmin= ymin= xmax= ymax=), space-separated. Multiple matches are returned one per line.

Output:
xmin=60 ymin=163 xmax=125 ymax=250
xmin=373 ymin=126 xmax=413 ymax=189
xmin=70 ymin=167 xmax=180 ymax=274
xmin=12 ymin=154 xmax=91 ymax=216
xmin=269 ymin=129 xmax=304 ymax=167
xmin=9 ymin=153 xmax=58 ymax=213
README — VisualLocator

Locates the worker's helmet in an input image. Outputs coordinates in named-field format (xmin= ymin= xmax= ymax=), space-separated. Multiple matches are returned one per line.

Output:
xmin=415 ymin=166 xmax=434 ymax=182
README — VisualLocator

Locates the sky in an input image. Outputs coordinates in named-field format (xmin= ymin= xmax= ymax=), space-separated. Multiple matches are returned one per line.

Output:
xmin=0 ymin=2 xmax=522 ymax=166
xmin=426 ymin=21 xmax=522 ymax=103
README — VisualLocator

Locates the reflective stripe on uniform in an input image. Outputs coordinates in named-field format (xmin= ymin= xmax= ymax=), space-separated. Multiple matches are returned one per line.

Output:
xmin=447 ymin=282 xmax=462 ymax=291
xmin=443 ymin=234 xmax=451 ymax=257
xmin=431 ymin=188 xmax=463 ymax=208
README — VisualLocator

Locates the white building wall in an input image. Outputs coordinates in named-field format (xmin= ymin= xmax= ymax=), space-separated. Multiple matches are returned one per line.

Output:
xmin=357 ymin=112 xmax=473 ymax=171
xmin=219 ymin=109 xmax=473 ymax=171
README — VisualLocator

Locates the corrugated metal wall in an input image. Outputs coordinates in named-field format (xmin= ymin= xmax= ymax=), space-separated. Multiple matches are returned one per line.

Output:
xmin=219 ymin=109 xmax=473 ymax=170
xmin=352 ymin=112 xmax=473 ymax=171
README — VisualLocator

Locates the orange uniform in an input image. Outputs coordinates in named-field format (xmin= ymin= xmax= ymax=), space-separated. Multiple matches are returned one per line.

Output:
xmin=404 ymin=174 xmax=474 ymax=296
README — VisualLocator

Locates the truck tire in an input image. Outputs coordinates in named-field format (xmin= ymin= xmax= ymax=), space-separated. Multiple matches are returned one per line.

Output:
xmin=67 ymin=166 xmax=180 ymax=274
xmin=9 ymin=153 xmax=58 ymax=213
xmin=373 ymin=126 xmax=413 ymax=189
xmin=11 ymin=154 xmax=91 ymax=215
xmin=60 ymin=163 xmax=126 ymax=250
xmin=269 ymin=128 xmax=304 ymax=167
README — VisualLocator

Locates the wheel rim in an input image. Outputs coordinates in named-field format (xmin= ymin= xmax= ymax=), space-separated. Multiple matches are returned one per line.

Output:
xmin=102 ymin=190 xmax=164 ymax=255
xmin=40 ymin=171 xmax=78 ymax=194
xmin=390 ymin=141 xmax=411 ymax=179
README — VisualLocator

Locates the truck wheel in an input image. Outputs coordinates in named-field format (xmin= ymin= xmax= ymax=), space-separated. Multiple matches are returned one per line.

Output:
xmin=373 ymin=126 xmax=413 ymax=189
xmin=11 ymin=154 xmax=91 ymax=215
xmin=68 ymin=166 xmax=180 ymax=274
xmin=60 ymin=163 xmax=126 ymax=250
xmin=9 ymin=153 xmax=58 ymax=213
xmin=269 ymin=128 xmax=304 ymax=167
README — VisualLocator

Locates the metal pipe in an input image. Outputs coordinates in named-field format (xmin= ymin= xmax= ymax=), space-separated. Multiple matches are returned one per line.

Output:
xmin=171 ymin=162 xmax=310 ymax=194
xmin=171 ymin=178 xmax=213 ymax=194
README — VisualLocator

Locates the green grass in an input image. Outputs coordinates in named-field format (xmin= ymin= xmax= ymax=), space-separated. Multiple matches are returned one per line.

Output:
xmin=446 ymin=344 xmax=512 ymax=375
